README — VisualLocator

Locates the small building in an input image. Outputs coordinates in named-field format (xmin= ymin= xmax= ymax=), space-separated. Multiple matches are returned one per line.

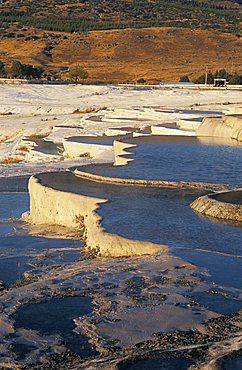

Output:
xmin=213 ymin=78 xmax=227 ymax=87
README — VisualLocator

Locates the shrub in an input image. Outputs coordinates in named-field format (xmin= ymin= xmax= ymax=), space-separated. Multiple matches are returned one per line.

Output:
xmin=228 ymin=74 xmax=242 ymax=85
xmin=137 ymin=78 xmax=146 ymax=84
xmin=214 ymin=68 xmax=230 ymax=79
xmin=0 ymin=61 xmax=6 ymax=77
xmin=10 ymin=60 xmax=44 ymax=79
xmin=179 ymin=75 xmax=190 ymax=82
xmin=193 ymin=69 xmax=242 ymax=85
xmin=193 ymin=74 xmax=205 ymax=84
xmin=69 ymin=65 xmax=89 ymax=81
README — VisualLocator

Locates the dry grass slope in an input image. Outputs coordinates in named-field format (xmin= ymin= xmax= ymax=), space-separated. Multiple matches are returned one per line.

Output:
xmin=0 ymin=27 xmax=241 ymax=82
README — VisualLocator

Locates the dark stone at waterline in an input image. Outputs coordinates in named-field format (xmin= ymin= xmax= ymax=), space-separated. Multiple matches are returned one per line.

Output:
xmin=23 ymin=351 xmax=84 ymax=370
xmin=0 ymin=279 xmax=6 ymax=290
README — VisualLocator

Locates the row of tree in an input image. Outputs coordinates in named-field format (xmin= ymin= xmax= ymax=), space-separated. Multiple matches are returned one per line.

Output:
xmin=0 ymin=61 xmax=89 ymax=81
xmin=180 ymin=69 xmax=242 ymax=85
xmin=0 ymin=0 xmax=240 ymax=35
xmin=1 ymin=62 xmax=241 ymax=85
xmin=0 ymin=60 xmax=44 ymax=79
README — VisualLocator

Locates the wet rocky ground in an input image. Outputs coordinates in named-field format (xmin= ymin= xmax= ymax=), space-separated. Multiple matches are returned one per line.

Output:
xmin=0 ymin=248 xmax=242 ymax=369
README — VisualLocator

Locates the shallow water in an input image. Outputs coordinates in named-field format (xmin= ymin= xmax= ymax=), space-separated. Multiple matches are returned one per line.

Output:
xmin=0 ymin=175 xmax=29 ymax=192
xmin=39 ymin=171 xmax=242 ymax=290
xmin=213 ymin=190 xmax=242 ymax=205
xmin=1 ymin=133 xmax=242 ymax=367
xmin=0 ymin=192 xmax=29 ymax=219
xmin=0 ymin=186 xmax=81 ymax=285
xmin=76 ymin=136 xmax=242 ymax=185
xmin=191 ymin=291 xmax=242 ymax=315
xmin=0 ymin=234 xmax=80 ymax=285
xmin=0 ymin=257 xmax=32 ymax=286
xmin=223 ymin=355 xmax=242 ymax=370
xmin=92 ymin=184 xmax=242 ymax=289
xmin=13 ymin=296 xmax=96 ymax=358
xmin=118 ymin=356 xmax=194 ymax=370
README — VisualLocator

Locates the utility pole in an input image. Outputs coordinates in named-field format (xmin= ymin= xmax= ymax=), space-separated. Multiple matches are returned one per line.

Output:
xmin=205 ymin=66 xmax=208 ymax=86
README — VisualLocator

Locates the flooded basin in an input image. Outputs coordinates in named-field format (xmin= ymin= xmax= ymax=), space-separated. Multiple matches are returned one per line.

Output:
xmin=223 ymin=355 xmax=242 ymax=370
xmin=75 ymin=136 xmax=242 ymax=185
xmin=37 ymin=171 xmax=242 ymax=290
xmin=13 ymin=296 xmax=96 ymax=358
xmin=191 ymin=291 xmax=242 ymax=315
xmin=118 ymin=356 xmax=194 ymax=370
xmin=1 ymin=131 xmax=242 ymax=368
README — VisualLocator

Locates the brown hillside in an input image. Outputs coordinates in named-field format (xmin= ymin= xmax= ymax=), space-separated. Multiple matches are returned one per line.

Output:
xmin=0 ymin=27 xmax=241 ymax=82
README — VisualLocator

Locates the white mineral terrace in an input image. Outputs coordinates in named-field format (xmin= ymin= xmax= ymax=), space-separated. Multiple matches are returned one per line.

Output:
xmin=0 ymin=84 xmax=242 ymax=369
xmin=0 ymin=84 xmax=241 ymax=255
xmin=23 ymin=174 xmax=167 ymax=257
xmin=23 ymin=117 xmax=242 ymax=257
xmin=0 ymin=84 xmax=241 ymax=176
xmin=191 ymin=188 xmax=242 ymax=222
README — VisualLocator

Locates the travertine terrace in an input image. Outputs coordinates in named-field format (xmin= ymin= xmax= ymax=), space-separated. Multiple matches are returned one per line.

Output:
xmin=0 ymin=83 xmax=242 ymax=369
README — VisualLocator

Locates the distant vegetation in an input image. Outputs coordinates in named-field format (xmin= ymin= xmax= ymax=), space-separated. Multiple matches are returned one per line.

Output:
xmin=179 ymin=75 xmax=190 ymax=82
xmin=1 ymin=61 xmax=241 ymax=85
xmin=181 ymin=69 xmax=242 ymax=84
xmin=194 ymin=69 xmax=242 ymax=84
xmin=68 ymin=65 xmax=89 ymax=81
xmin=0 ymin=60 xmax=44 ymax=79
xmin=0 ymin=0 xmax=241 ymax=35
xmin=0 ymin=61 xmax=6 ymax=77
xmin=0 ymin=61 xmax=88 ymax=82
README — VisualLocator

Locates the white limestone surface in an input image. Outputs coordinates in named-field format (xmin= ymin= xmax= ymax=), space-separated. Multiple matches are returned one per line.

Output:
xmin=63 ymin=139 xmax=113 ymax=159
xmin=190 ymin=189 xmax=242 ymax=222
xmin=151 ymin=125 xmax=196 ymax=136
xmin=113 ymin=139 xmax=136 ymax=166
xmin=196 ymin=115 xmax=242 ymax=141
xmin=0 ymin=84 xmax=241 ymax=176
xmin=177 ymin=118 xmax=203 ymax=130
xmin=23 ymin=175 xmax=167 ymax=257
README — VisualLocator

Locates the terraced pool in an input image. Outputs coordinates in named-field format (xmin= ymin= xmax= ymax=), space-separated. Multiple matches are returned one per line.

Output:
xmin=74 ymin=136 xmax=242 ymax=186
